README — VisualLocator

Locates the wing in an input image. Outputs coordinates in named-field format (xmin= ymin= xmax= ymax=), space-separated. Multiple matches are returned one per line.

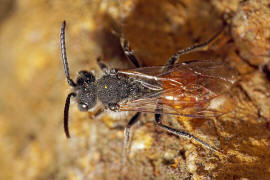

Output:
xmin=118 ymin=60 xmax=237 ymax=118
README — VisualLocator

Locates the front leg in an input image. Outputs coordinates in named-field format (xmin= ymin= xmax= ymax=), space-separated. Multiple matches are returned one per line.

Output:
xmin=97 ymin=58 xmax=119 ymax=76
xmin=97 ymin=57 xmax=108 ymax=72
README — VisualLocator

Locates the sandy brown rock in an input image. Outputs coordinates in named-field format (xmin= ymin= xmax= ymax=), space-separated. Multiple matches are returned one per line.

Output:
xmin=0 ymin=0 xmax=270 ymax=179
xmin=232 ymin=0 xmax=270 ymax=66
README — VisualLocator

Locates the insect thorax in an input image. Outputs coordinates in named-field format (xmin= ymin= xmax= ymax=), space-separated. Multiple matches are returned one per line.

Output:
xmin=96 ymin=73 xmax=158 ymax=108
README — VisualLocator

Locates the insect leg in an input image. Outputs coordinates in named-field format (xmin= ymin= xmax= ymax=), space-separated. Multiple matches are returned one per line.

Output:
xmin=120 ymin=36 xmax=141 ymax=68
xmin=123 ymin=112 xmax=141 ymax=163
xmin=96 ymin=57 xmax=108 ymax=72
xmin=154 ymin=113 xmax=220 ymax=153
xmin=60 ymin=21 xmax=76 ymax=87
xmin=64 ymin=92 xmax=76 ymax=138
xmin=166 ymin=29 xmax=223 ymax=67
xmin=93 ymin=107 xmax=105 ymax=118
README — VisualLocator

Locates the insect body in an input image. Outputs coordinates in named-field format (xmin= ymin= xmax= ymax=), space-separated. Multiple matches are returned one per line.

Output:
xmin=60 ymin=21 xmax=236 ymax=154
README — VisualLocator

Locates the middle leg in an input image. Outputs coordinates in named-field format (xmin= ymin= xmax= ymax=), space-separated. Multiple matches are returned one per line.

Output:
xmin=97 ymin=57 xmax=108 ymax=72
xmin=120 ymin=36 xmax=141 ymax=68
xmin=123 ymin=112 xmax=141 ymax=164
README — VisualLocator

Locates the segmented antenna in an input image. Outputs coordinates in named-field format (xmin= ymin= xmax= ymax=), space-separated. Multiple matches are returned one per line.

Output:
xmin=60 ymin=21 xmax=76 ymax=87
xmin=60 ymin=21 xmax=77 ymax=138
xmin=64 ymin=92 xmax=76 ymax=138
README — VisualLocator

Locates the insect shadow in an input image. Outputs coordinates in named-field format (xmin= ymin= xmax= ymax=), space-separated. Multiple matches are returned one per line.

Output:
xmin=60 ymin=21 xmax=236 ymax=159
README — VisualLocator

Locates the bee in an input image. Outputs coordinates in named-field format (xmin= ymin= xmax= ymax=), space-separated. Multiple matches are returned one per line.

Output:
xmin=60 ymin=21 xmax=236 ymax=155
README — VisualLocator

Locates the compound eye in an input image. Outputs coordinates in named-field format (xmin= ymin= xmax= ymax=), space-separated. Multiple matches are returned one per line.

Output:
xmin=76 ymin=77 xmax=84 ymax=86
xmin=76 ymin=83 xmax=97 ymax=111
xmin=78 ymin=103 xmax=88 ymax=111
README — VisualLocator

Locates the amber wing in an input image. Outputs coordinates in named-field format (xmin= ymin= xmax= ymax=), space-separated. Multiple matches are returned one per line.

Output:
xmin=118 ymin=60 xmax=237 ymax=118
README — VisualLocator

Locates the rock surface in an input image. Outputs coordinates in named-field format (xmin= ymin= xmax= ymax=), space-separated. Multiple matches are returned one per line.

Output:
xmin=0 ymin=0 xmax=270 ymax=179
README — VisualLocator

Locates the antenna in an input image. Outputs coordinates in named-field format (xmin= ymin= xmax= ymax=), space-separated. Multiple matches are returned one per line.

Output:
xmin=60 ymin=21 xmax=77 ymax=138
xmin=60 ymin=21 xmax=76 ymax=87
xmin=64 ymin=92 xmax=76 ymax=138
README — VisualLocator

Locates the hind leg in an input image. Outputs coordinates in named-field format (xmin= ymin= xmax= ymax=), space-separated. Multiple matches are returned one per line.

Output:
xmin=164 ymin=30 xmax=223 ymax=72
xmin=154 ymin=113 xmax=219 ymax=153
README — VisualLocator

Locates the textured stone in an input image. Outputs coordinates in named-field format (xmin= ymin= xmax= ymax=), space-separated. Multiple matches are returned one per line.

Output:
xmin=0 ymin=0 xmax=270 ymax=179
